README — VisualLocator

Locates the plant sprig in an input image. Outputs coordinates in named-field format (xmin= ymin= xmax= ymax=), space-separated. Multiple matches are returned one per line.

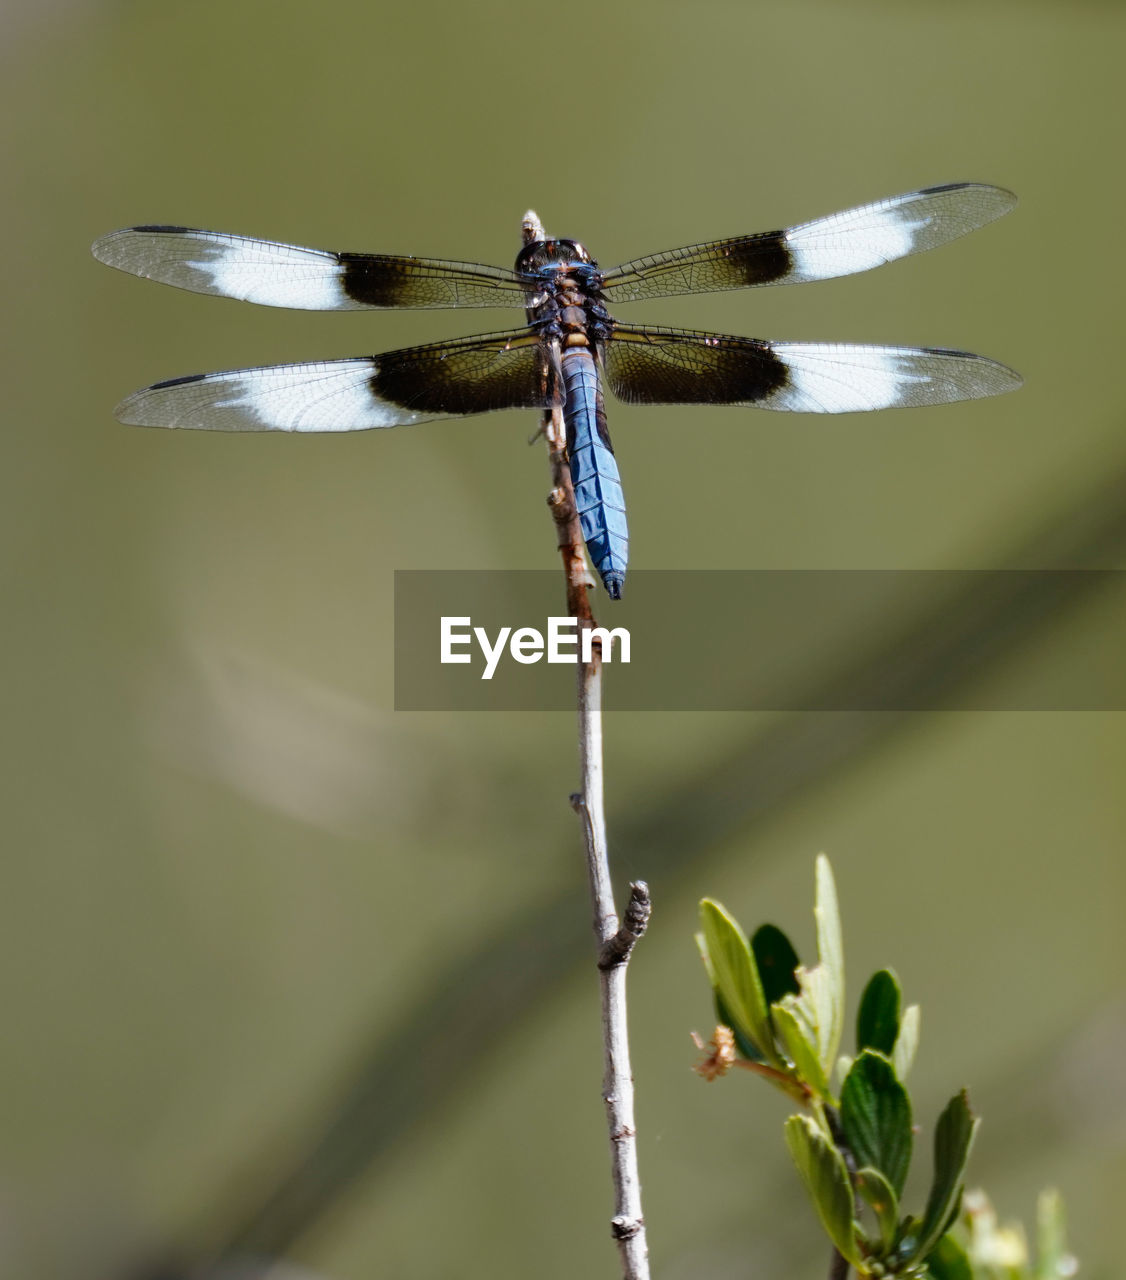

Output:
xmin=693 ymin=857 xmax=1070 ymax=1280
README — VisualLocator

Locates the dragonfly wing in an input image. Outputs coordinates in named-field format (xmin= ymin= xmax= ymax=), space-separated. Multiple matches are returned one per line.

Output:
xmin=604 ymin=325 xmax=1021 ymax=412
xmin=115 ymin=329 xmax=548 ymax=431
xmin=92 ymin=227 xmax=530 ymax=310
xmin=599 ymin=184 xmax=1015 ymax=302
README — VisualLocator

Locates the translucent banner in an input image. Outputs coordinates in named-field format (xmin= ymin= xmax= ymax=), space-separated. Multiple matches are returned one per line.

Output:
xmin=393 ymin=570 xmax=1126 ymax=711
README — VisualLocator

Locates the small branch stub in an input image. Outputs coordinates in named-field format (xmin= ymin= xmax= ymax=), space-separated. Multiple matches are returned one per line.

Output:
xmin=599 ymin=881 xmax=652 ymax=970
xmin=611 ymin=1214 xmax=645 ymax=1242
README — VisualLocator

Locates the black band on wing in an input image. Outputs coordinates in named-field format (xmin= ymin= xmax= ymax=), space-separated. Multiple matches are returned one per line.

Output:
xmin=603 ymin=325 xmax=790 ymax=405
xmin=367 ymin=329 xmax=549 ymax=417
xmin=599 ymin=232 xmax=793 ymax=303
xmin=338 ymin=254 xmax=530 ymax=309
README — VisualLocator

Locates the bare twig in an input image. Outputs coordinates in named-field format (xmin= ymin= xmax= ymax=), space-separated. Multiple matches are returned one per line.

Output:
xmin=534 ymin=287 xmax=650 ymax=1279
xmin=571 ymin=656 xmax=649 ymax=1279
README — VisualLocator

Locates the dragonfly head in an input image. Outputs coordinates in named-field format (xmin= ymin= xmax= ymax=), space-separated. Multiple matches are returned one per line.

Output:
xmin=515 ymin=237 xmax=597 ymax=277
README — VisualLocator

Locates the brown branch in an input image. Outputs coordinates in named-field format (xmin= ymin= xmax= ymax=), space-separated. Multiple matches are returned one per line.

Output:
xmin=542 ymin=404 xmax=595 ymax=624
xmin=536 ymin=340 xmax=649 ymax=1279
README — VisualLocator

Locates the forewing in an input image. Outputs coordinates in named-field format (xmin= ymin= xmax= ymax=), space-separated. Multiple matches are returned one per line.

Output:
xmin=114 ymin=329 xmax=548 ymax=431
xmin=604 ymin=325 xmax=1022 ymax=413
xmin=599 ymin=183 xmax=1015 ymax=302
xmin=92 ymin=227 xmax=530 ymax=310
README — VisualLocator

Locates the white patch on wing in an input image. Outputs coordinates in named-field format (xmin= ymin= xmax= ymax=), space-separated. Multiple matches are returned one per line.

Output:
xmin=217 ymin=362 xmax=395 ymax=430
xmin=766 ymin=345 xmax=913 ymax=412
xmin=782 ymin=184 xmax=1016 ymax=283
xmin=755 ymin=344 xmax=1020 ymax=414
xmin=91 ymin=229 xmax=351 ymax=309
xmin=785 ymin=200 xmax=926 ymax=281
xmin=115 ymin=360 xmax=438 ymax=432
xmin=184 ymin=238 xmax=350 ymax=308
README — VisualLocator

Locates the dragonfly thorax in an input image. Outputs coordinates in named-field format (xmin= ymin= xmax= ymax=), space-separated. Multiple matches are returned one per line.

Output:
xmin=518 ymin=235 xmax=611 ymax=345
xmin=514 ymin=237 xmax=598 ymax=277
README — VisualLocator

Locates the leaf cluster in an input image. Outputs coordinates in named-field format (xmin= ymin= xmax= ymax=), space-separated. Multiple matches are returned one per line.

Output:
xmin=696 ymin=857 xmax=981 ymax=1277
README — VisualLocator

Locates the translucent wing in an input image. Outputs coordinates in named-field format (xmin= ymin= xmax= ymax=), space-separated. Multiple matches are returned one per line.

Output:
xmin=115 ymin=329 xmax=547 ymax=431
xmin=604 ymin=324 xmax=1022 ymax=412
xmin=92 ymin=227 xmax=531 ymax=310
xmin=599 ymin=184 xmax=1015 ymax=303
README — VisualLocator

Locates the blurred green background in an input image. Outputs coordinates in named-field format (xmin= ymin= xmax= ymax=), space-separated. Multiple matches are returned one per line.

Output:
xmin=3 ymin=0 xmax=1123 ymax=1276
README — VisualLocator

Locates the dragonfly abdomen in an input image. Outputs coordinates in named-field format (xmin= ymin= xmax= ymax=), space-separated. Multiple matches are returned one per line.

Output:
xmin=563 ymin=347 xmax=628 ymax=599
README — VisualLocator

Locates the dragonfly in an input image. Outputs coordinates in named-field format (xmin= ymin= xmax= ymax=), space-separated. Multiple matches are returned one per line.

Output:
xmin=92 ymin=183 xmax=1020 ymax=599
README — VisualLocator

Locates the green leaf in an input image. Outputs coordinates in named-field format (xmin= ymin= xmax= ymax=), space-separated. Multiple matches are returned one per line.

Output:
xmin=784 ymin=1114 xmax=862 ymax=1267
xmin=940 ymin=1191 xmax=967 ymax=1245
xmin=752 ymin=923 xmax=802 ymax=1005
xmin=814 ymin=855 xmax=846 ymax=1067
xmin=761 ymin=859 xmax=846 ymax=1084
xmin=910 ymin=1090 xmax=979 ymax=1264
xmin=893 ymin=1003 xmax=921 ymax=1080
xmin=839 ymin=1051 xmax=913 ymax=1196
xmin=772 ymin=1001 xmax=829 ymax=1095
xmin=698 ymin=900 xmax=779 ymax=1066
xmin=697 ymin=927 xmax=763 ymax=1061
xmin=857 ymin=969 xmax=901 ymax=1055
xmin=924 ymin=1232 xmax=974 ymax=1280
xmin=855 ymin=1166 xmax=900 ymax=1255
xmin=782 ymin=971 xmax=848 ymax=1088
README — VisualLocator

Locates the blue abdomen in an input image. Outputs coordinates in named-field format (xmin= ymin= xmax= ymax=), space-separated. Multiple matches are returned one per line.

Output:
xmin=563 ymin=348 xmax=629 ymax=599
